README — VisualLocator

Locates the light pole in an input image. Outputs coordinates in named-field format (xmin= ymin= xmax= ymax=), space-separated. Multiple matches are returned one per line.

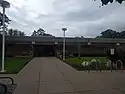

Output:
xmin=62 ymin=28 xmax=67 ymax=61
xmin=0 ymin=0 xmax=10 ymax=72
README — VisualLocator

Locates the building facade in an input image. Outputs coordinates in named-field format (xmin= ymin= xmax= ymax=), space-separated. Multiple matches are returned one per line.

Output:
xmin=0 ymin=35 xmax=125 ymax=57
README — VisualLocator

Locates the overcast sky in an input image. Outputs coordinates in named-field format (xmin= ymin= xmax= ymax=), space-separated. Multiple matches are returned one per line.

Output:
xmin=2 ymin=0 xmax=125 ymax=37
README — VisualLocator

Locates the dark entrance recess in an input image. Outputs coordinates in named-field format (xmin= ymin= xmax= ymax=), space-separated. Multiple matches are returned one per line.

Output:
xmin=34 ymin=45 xmax=55 ymax=57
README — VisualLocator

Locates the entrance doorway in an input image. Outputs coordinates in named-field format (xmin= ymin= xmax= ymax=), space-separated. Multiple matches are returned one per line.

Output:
xmin=34 ymin=45 xmax=55 ymax=57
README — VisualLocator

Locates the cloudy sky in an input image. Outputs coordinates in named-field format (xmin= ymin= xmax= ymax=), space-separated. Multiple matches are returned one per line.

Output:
xmin=2 ymin=0 xmax=125 ymax=37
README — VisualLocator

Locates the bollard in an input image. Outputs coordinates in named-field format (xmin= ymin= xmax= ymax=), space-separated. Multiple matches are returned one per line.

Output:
xmin=120 ymin=60 xmax=123 ymax=72
xmin=106 ymin=60 xmax=112 ymax=71
xmin=116 ymin=60 xmax=120 ymax=70
xmin=97 ymin=59 xmax=102 ymax=72
xmin=116 ymin=60 xmax=123 ymax=72
xmin=82 ymin=61 xmax=88 ymax=72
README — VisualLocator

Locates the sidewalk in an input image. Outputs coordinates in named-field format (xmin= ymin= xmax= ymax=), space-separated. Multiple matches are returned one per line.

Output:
xmin=13 ymin=57 xmax=77 ymax=94
xmin=56 ymin=59 xmax=125 ymax=94
xmin=13 ymin=58 xmax=41 ymax=94
xmin=12 ymin=57 xmax=125 ymax=94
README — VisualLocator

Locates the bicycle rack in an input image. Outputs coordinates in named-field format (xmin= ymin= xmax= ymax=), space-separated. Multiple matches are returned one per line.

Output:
xmin=84 ymin=62 xmax=87 ymax=71
xmin=0 ymin=77 xmax=16 ymax=94
xmin=116 ymin=60 xmax=123 ymax=71
xmin=97 ymin=59 xmax=102 ymax=72
xmin=84 ymin=59 xmax=124 ymax=73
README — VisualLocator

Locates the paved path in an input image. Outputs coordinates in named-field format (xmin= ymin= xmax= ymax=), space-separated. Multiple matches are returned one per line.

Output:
xmin=12 ymin=57 xmax=125 ymax=94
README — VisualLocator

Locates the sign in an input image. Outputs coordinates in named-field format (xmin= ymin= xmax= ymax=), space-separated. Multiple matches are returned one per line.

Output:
xmin=110 ymin=48 xmax=115 ymax=55
xmin=32 ymin=41 xmax=35 ymax=44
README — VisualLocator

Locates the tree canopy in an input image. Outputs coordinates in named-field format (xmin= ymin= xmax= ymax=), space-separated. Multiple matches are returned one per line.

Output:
xmin=94 ymin=0 xmax=125 ymax=5
xmin=4 ymin=28 xmax=25 ymax=36
xmin=31 ymin=28 xmax=53 ymax=36
xmin=0 ymin=12 xmax=10 ymax=27
xmin=96 ymin=29 xmax=125 ymax=38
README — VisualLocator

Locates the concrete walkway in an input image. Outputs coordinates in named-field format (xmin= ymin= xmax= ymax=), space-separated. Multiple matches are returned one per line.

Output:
xmin=13 ymin=57 xmax=125 ymax=94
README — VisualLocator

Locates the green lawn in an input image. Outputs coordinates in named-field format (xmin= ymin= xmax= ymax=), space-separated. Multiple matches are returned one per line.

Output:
xmin=0 ymin=57 xmax=32 ymax=74
xmin=65 ymin=57 xmax=109 ymax=70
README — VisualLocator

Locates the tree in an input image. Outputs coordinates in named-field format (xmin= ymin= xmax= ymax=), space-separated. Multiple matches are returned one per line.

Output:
xmin=0 ymin=12 xmax=10 ymax=35
xmin=81 ymin=36 xmax=84 ymax=38
xmin=13 ymin=29 xmax=18 ymax=36
xmin=119 ymin=31 xmax=125 ymax=38
xmin=31 ymin=28 xmax=45 ymax=36
xmin=97 ymin=29 xmax=125 ymax=39
xmin=5 ymin=31 xmax=7 ymax=35
xmin=8 ymin=28 xmax=13 ymax=36
xmin=100 ymin=29 xmax=117 ymax=38
xmin=94 ymin=0 xmax=125 ymax=6
xmin=19 ymin=31 xmax=25 ymax=36
xmin=96 ymin=36 xmax=101 ymax=38
xmin=0 ymin=12 xmax=10 ymax=28
xmin=37 ymin=28 xmax=45 ymax=36
xmin=7 ymin=28 xmax=25 ymax=36
xmin=31 ymin=28 xmax=53 ymax=36
xmin=31 ymin=30 xmax=37 ymax=36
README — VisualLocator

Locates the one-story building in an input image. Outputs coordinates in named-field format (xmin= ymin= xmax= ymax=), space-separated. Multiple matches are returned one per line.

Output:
xmin=0 ymin=35 xmax=125 ymax=57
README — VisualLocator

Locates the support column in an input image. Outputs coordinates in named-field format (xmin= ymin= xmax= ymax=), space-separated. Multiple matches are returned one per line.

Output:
xmin=78 ymin=43 xmax=81 ymax=58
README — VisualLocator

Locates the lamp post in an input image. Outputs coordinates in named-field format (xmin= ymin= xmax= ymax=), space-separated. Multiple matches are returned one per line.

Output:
xmin=0 ymin=0 xmax=10 ymax=72
xmin=62 ymin=28 xmax=67 ymax=61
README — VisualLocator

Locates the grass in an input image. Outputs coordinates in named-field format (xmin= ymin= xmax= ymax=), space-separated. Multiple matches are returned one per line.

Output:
xmin=0 ymin=57 xmax=32 ymax=74
xmin=65 ymin=57 xmax=109 ymax=70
